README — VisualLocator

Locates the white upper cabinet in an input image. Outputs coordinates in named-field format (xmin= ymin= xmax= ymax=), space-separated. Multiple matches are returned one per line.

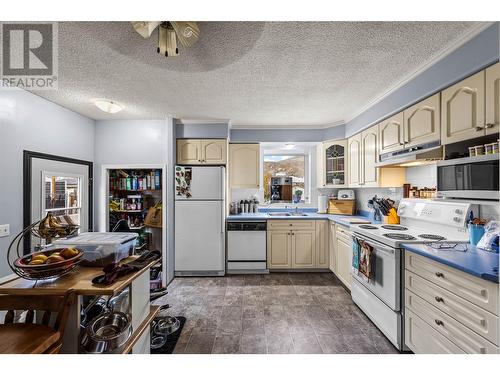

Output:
xmin=403 ymin=93 xmax=441 ymax=147
xmin=321 ymin=140 xmax=347 ymax=188
xmin=177 ymin=139 xmax=227 ymax=165
xmin=361 ymin=125 xmax=379 ymax=187
xmin=229 ymin=143 xmax=260 ymax=189
xmin=202 ymin=139 xmax=227 ymax=164
xmin=486 ymin=62 xmax=500 ymax=135
xmin=348 ymin=133 xmax=362 ymax=187
xmin=177 ymin=139 xmax=202 ymax=164
xmin=441 ymin=71 xmax=485 ymax=145
xmin=379 ymin=112 xmax=404 ymax=154
xmin=324 ymin=140 xmax=347 ymax=187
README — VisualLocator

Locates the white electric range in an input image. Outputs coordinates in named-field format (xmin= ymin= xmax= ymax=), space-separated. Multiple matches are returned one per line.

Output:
xmin=349 ymin=199 xmax=471 ymax=351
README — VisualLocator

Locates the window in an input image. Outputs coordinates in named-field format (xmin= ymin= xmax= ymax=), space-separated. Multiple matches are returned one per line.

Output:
xmin=263 ymin=155 xmax=307 ymax=203
xmin=42 ymin=173 xmax=82 ymax=227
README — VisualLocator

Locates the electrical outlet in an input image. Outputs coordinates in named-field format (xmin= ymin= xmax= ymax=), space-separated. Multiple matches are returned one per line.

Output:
xmin=0 ymin=224 xmax=10 ymax=237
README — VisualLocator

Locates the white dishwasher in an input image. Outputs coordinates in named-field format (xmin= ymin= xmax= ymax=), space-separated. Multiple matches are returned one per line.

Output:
xmin=227 ymin=221 xmax=268 ymax=274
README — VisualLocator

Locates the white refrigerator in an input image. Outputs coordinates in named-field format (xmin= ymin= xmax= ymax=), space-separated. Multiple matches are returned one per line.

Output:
xmin=174 ymin=166 xmax=226 ymax=276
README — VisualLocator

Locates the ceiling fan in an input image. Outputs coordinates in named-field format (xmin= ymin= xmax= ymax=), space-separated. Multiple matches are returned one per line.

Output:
xmin=131 ymin=21 xmax=200 ymax=57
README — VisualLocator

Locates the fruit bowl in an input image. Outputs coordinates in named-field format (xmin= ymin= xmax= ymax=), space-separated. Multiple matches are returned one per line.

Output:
xmin=13 ymin=248 xmax=83 ymax=279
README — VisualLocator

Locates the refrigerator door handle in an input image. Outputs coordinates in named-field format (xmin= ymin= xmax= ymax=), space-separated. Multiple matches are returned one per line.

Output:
xmin=221 ymin=202 xmax=225 ymax=234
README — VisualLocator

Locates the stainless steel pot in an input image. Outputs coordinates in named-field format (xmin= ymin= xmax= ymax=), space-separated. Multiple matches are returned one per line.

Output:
xmin=81 ymin=311 xmax=132 ymax=354
xmin=153 ymin=316 xmax=180 ymax=336
xmin=80 ymin=296 xmax=108 ymax=328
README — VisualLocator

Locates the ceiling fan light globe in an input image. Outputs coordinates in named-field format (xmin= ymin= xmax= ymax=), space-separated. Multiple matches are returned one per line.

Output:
xmin=131 ymin=21 xmax=161 ymax=39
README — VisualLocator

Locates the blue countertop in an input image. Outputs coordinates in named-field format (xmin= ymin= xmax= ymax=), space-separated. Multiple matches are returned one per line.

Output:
xmin=402 ymin=243 xmax=499 ymax=283
xmin=227 ymin=210 xmax=376 ymax=228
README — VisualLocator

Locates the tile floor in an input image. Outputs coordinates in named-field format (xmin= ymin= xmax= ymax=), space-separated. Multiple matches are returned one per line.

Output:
xmin=155 ymin=272 xmax=400 ymax=354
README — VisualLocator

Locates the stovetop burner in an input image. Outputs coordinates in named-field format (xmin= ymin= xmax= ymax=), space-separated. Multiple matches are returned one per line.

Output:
xmin=358 ymin=225 xmax=378 ymax=230
xmin=381 ymin=225 xmax=408 ymax=231
xmin=418 ymin=234 xmax=446 ymax=241
xmin=383 ymin=233 xmax=416 ymax=240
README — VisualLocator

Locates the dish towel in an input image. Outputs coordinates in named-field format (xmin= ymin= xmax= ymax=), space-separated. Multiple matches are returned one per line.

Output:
xmin=175 ymin=166 xmax=192 ymax=198
xmin=359 ymin=240 xmax=374 ymax=279
xmin=352 ymin=238 xmax=360 ymax=272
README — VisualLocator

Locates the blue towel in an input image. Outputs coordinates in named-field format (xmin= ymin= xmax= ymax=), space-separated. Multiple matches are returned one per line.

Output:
xmin=352 ymin=239 xmax=360 ymax=271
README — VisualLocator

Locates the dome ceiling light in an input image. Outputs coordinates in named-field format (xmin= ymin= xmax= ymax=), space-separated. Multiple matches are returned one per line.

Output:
xmin=93 ymin=99 xmax=124 ymax=114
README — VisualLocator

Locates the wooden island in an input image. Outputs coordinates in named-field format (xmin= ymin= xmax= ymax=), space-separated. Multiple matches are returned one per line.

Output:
xmin=0 ymin=256 xmax=159 ymax=354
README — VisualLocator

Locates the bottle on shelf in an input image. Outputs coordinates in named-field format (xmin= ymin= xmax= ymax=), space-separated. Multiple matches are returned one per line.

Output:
xmin=155 ymin=170 xmax=161 ymax=190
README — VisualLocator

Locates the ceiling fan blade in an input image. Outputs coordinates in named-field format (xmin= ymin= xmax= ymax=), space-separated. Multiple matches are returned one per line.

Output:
xmin=131 ymin=21 xmax=161 ymax=39
xmin=170 ymin=21 xmax=200 ymax=47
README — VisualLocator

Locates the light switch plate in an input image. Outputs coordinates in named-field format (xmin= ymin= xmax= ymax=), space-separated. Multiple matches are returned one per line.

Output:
xmin=0 ymin=224 xmax=10 ymax=237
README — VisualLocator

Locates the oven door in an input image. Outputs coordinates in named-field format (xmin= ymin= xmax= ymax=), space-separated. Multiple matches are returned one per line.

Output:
xmin=351 ymin=233 xmax=401 ymax=311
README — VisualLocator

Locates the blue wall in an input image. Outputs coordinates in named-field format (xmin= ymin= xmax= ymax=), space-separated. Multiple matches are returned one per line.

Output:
xmin=176 ymin=122 xmax=230 ymax=138
xmin=345 ymin=23 xmax=500 ymax=137
xmin=230 ymin=124 xmax=345 ymax=142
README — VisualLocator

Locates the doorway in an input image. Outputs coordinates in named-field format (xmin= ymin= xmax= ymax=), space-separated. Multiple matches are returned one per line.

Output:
xmin=23 ymin=151 xmax=93 ymax=253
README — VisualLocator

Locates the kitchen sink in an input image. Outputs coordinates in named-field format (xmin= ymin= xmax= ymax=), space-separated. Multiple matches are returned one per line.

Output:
xmin=267 ymin=212 xmax=308 ymax=217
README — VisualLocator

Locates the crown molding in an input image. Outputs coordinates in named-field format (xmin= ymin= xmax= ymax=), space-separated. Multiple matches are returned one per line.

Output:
xmin=230 ymin=120 xmax=345 ymax=130
xmin=343 ymin=21 xmax=496 ymax=124
xmin=175 ymin=118 xmax=230 ymax=125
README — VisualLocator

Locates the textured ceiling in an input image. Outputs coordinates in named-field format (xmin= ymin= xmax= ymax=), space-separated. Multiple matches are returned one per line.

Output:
xmin=34 ymin=21 xmax=481 ymax=126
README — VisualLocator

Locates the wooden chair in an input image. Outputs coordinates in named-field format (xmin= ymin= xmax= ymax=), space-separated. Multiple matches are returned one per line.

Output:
xmin=0 ymin=290 xmax=76 ymax=354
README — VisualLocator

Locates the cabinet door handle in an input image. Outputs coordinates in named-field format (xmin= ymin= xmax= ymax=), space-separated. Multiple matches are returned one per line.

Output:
xmin=399 ymin=142 xmax=404 ymax=146
xmin=435 ymin=319 xmax=444 ymax=326
xmin=475 ymin=126 xmax=484 ymax=131
xmin=435 ymin=272 xmax=444 ymax=278
xmin=435 ymin=296 xmax=444 ymax=303
xmin=485 ymin=123 xmax=496 ymax=129
xmin=292 ymin=232 xmax=295 ymax=236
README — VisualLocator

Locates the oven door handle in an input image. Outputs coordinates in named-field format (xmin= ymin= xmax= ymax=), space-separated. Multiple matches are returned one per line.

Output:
xmin=352 ymin=234 xmax=395 ymax=255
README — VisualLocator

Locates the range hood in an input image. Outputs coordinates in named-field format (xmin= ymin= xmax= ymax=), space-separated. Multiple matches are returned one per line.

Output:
xmin=375 ymin=142 xmax=443 ymax=168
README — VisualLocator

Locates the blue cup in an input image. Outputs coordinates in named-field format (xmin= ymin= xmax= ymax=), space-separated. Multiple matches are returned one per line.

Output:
xmin=468 ymin=224 xmax=485 ymax=246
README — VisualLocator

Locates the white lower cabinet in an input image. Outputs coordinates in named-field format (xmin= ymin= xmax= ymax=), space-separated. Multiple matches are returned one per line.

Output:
xmin=406 ymin=291 xmax=498 ymax=354
xmin=291 ymin=230 xmax=316 ymax=268
xmin=267 ymin=220 xmax=329 ymax=270
xmin=335 ymin=225 xmax=352 ymax=289
xmin=328 ymin=222 xmax=337 ymax=273
xmin=405 ymin=309 xmax=465 ymax=354
xmin=315 ymin=220 xmax=329 ymax=269
xmin=404 ymin=251 xmax=499 ymax=354
xmin=267 ymin=230 xmax=292 ymax=269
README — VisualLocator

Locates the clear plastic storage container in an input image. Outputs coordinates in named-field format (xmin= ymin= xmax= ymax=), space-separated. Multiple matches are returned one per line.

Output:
xmin=53 ymin=232 xmax=138 ymax=267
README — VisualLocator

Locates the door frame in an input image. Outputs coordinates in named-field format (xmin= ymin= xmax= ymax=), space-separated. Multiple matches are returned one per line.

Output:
xmin=23 ymin=150 xmax=94 ymax=253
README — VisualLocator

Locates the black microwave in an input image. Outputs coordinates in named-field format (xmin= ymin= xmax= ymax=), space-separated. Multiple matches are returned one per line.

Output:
xmin=437 ymin=154 xmax=499 ymax=200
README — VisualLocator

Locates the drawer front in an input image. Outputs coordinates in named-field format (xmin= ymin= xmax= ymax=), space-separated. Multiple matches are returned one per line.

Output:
xmin=268 ymin=220 xmax=316 ymax=231
xmin=406 ymin=270 xmax=498 ymax=345
xmin=335 ymin=225 xmax=351 ymax=243
xmin=405 ymin=308 xmax=465 ymax=354
xmin=405 ymin=252 xmax=499 ymax=315
xmin=405 ymin=290 xmax=498 ymax=354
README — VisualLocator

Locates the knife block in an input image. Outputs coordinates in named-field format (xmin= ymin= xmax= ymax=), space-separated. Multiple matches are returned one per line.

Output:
xmin=328 ymin=199 xmax=356 ymax=215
